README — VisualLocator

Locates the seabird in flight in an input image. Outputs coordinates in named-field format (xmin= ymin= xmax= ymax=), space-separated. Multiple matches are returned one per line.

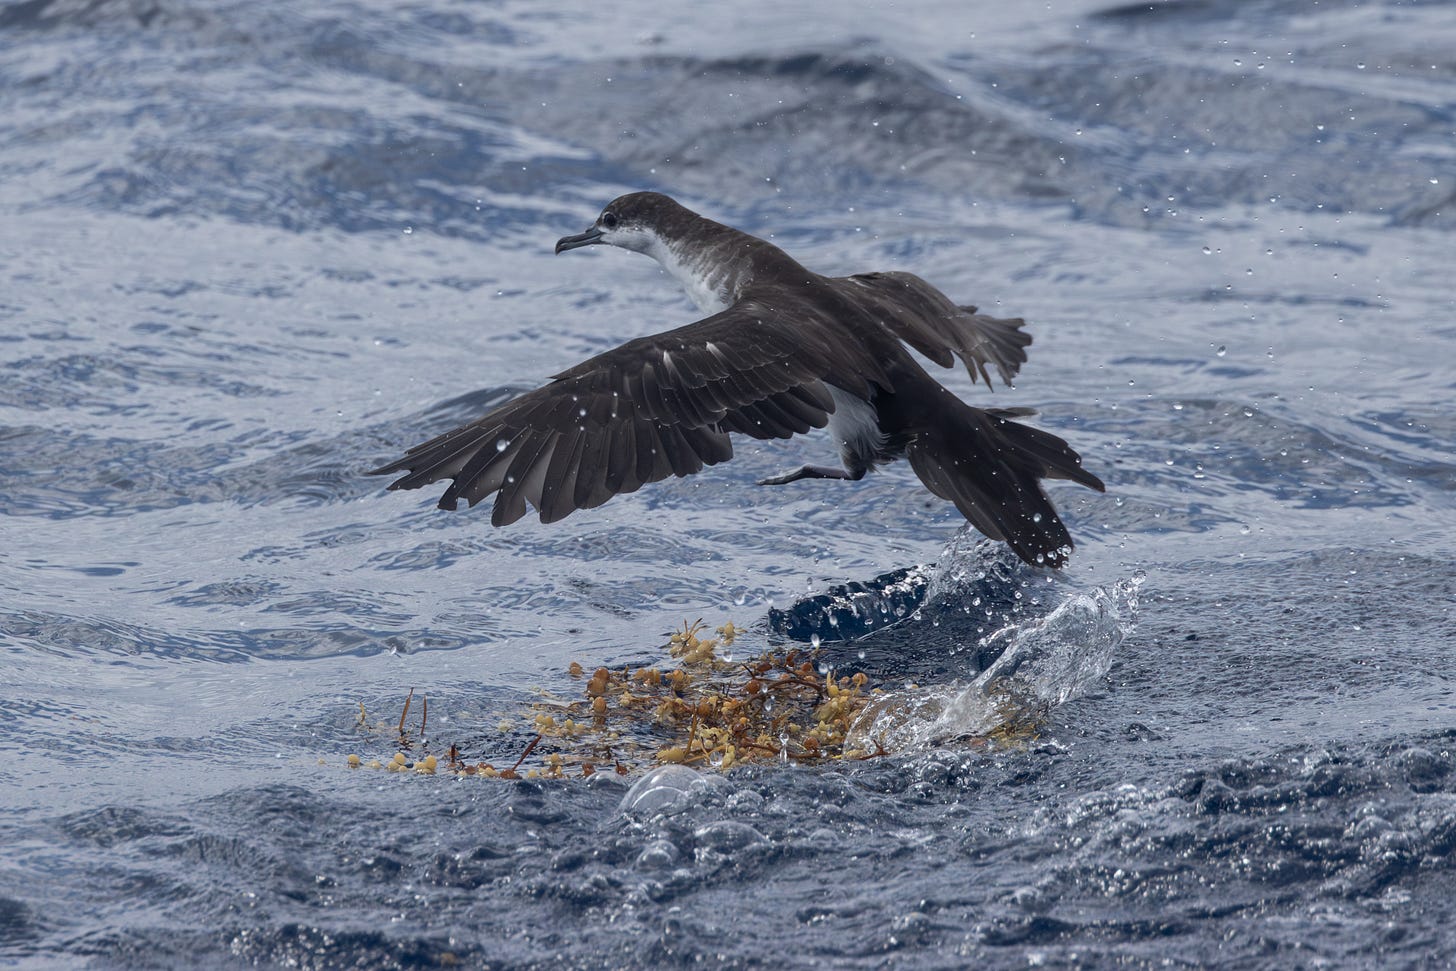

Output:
xmin=370 ymin=192 xmax=1104 ymax=566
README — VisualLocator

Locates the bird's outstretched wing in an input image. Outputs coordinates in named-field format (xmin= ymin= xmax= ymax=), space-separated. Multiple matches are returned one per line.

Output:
xmin=369 ymin=300 xmax=889 ymax=526
xmin=837 ymin=271 xmax=1030 ymax=388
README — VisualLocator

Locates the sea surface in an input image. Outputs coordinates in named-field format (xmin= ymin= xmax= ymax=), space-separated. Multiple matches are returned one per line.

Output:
xmin=2 ymin=0 xmax=1454 ymax=967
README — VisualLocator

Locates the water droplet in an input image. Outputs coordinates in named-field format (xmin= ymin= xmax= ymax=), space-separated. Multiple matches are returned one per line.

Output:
xmin=810 ymin=634 xmax=821 ymax=649
xmin=1201 ymin=246 xmax=1212 ymax=255
xmin=496 ymin=438 xmax=510 ymax=452
xmin=1216 ymin=346 xmax=1227 ymax=357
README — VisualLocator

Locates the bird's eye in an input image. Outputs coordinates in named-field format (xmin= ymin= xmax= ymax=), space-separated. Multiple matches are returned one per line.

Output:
xmin=601 ymin=212 xmax=619 ymax=230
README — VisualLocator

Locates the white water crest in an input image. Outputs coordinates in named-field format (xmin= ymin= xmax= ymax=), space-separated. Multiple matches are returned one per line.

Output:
xmin=847 ymin=571 xmax=1144 ymax=752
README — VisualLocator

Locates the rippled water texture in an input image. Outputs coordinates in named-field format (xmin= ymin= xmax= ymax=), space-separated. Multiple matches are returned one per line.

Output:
xmin=2 ymin=0 xmax=1454 ymax=967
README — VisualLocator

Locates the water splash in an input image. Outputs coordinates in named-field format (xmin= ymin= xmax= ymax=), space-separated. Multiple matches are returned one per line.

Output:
xmin=846 ymin=572 xmax=1144 ymax=752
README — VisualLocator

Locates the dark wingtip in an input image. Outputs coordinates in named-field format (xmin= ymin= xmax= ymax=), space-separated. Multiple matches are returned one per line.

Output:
xmin=1074 ymin=465 xmax=1108 ymax=493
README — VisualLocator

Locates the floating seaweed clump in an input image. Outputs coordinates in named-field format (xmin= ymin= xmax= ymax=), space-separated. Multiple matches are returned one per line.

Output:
xmin=343 ymin=619 xmax=907 ymax=779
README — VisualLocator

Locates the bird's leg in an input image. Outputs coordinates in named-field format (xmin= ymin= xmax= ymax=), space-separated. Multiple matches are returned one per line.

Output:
xmin=757 ymin=465 xmax=864 ymax=486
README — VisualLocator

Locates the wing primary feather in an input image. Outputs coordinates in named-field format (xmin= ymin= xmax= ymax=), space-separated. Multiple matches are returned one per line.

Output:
xmin=492 ymin=431 xmax=559 ymax=526
xmin=539 ymin=429 xmax=590 ymax=523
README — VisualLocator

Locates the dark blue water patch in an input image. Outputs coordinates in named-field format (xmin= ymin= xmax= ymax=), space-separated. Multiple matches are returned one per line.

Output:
xmin=981 ymin=3 xmax=1452 ymax=228
xmin=7 ymin=0 xmax=1449 ymax=238
xmin=0 ymin=0 xmax=229 ymax=32
xmin=0 ymin=16 xmax=579 ymax=235
xmin=1124 ymin=547 xmax=1456 ymax=737
xmin=767 ymin=539 xmax=1050 ymax=640
xmin=1081 ymin=396 xmax=1433 ymax=513
xmin=0 ymin=424 xmax=371 ymax=519
xmin=0 ymin=351 xmax=282 ymax=413
xmin=15 ymin=729 xmax=1456 ymax=969
xmin=768 ymin=565 xmax=931 ymax=643
xmin=380 ymin=384 xmax=522 ymax=432
xmin=0 ymin=895 xmax=40 ymax=951
xmin=1 ymin=386 xmax=544 ymax=518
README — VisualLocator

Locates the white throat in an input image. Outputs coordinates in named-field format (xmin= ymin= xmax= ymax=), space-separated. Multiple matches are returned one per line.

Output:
xmin=644 ymin=235 xmax=736 ymax=315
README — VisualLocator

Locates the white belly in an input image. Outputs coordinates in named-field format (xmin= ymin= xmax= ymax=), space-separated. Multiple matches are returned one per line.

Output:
xmin=825 ymin=384 xmax=886 ymax=470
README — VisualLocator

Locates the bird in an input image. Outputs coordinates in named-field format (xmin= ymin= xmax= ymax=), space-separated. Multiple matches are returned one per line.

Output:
xmin=370 ymin=191 xmax=1104 ymax=566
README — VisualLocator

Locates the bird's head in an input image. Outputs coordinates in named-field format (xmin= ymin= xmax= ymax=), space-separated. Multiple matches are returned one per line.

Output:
xmin=554 ymin=191 xmax=687 ymax=257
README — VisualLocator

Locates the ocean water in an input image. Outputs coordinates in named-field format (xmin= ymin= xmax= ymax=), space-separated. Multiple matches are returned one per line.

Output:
xmin=2 ymin=0 xmax=1454 ymax=967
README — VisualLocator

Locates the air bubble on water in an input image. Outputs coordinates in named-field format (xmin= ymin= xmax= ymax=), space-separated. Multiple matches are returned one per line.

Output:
xmin=810 ymin=634 xmax=821 ymax=649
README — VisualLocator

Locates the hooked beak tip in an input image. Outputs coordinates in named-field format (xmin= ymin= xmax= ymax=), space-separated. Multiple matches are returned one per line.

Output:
xmin=555 ymin=226 xmax=603 ymax=254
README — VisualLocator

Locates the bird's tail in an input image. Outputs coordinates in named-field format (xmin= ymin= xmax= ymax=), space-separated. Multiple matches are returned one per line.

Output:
xmin=905 ymin=400 xmax=1104 ymax=568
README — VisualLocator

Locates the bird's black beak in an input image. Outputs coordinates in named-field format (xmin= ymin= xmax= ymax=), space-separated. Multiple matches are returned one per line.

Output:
xmin=554 ymin=226 xmax=603 ymax=254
